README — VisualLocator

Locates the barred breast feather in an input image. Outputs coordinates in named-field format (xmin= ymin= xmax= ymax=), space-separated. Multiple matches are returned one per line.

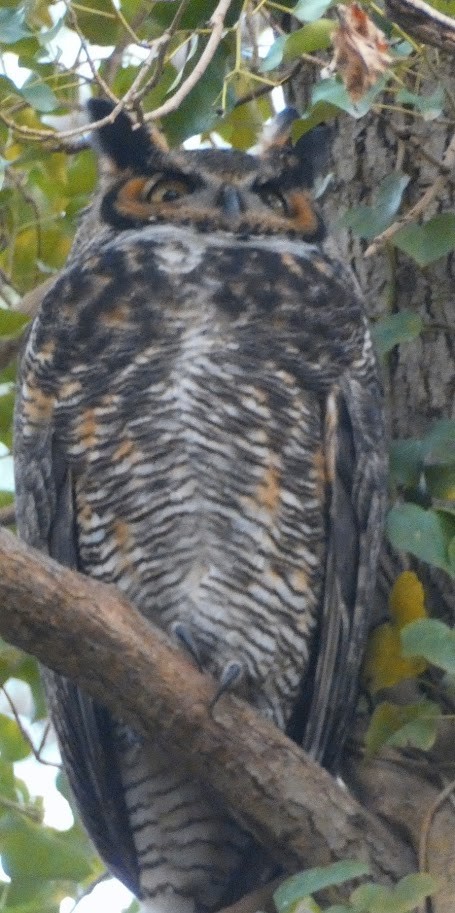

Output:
xmin=15 ymin=210 xmax=386 ymax=907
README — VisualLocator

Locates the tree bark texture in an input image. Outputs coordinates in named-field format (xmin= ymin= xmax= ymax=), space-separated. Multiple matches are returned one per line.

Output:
xmin=289 ymin=57 xmax=455 ymax=621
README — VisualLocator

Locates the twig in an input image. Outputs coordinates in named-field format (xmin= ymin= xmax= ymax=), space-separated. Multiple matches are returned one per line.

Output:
xmin=143 ymin=0 xmax=234 ymax=122
xmin=63 ymin=1 xmax=119 ymax=104
xmin=71 ymin=872 xmax=111 ymax=910
xmin=233 ymin=59 xmax=322 ymax=109
xmin=1 ymin=685 xmax=60 ymax=768
xmin=365 ymin=127 xmax=455 ymax=256
xmin=134 ymin=0 xmax=192 ymax=104
xmin=0 ymin=795 xmax=42 ymax=822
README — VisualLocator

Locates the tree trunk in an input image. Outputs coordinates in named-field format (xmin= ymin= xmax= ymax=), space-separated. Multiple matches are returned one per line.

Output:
xmin=289 ymin=56 xmax=455 ymax=621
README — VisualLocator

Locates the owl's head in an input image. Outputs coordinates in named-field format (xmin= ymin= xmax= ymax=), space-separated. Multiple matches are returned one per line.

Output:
xmin=88 ymin=99 xmax=326 ymax=243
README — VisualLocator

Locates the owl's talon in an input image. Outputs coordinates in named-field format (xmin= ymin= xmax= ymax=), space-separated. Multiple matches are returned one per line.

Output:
xmin=172 ymin=622 xmax=203 ymax=672
xmin=210 ymin=660 xmax=245 ymax=711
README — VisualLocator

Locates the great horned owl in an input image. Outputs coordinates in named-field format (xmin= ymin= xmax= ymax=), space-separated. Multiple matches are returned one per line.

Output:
xmin=14 ymin=99 xmax=387 ymax=913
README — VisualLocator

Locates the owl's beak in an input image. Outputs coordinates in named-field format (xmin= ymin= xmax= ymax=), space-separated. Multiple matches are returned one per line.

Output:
xmin=218 ymin=185 xmax=243 ymax=217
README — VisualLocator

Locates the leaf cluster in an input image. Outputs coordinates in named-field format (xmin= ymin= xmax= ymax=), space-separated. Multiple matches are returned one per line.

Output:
xmin=273 ymin=863 xmax=440 ymax=913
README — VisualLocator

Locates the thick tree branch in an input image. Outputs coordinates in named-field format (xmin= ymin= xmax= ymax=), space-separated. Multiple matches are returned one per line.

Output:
xmin=0 ymin=527 xmax=416 ymax=891
xmin=386 ymin=0 xmax=455 ymax=52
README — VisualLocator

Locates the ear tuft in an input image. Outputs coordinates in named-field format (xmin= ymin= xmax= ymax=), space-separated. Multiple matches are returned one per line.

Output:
xmin=260 ymin=110 xmax=332 ymax=189
xmin=260 ymin=107 xmax=299 ymax=151
xmin=87 ymin=98 xmax=154 ymax=172
xmin=293 ymin=123 xmax=333 ymax=188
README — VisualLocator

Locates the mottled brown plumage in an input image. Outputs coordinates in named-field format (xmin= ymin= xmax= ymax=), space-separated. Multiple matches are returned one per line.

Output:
xmin=14 ymin=100 xmax=387 ymax=912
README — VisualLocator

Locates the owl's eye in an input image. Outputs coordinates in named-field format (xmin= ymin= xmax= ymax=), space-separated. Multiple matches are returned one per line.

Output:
xmin=257 ymin=186 xmax=289 ymax=215
xmin=143 ymin=176 xmax=193 ymax=204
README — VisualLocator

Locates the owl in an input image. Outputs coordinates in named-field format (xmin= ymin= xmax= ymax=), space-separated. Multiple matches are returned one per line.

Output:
xmin=14 ymin=99 xmax=387 ymax=913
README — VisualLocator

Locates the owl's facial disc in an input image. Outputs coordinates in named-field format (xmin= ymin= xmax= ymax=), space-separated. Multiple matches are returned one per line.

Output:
xmin=101 ymin=167 xmax=325 ymax=242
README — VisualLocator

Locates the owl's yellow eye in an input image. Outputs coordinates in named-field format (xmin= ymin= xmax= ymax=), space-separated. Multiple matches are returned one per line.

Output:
xmin=257 ymin=186 xmax=289 ymax=215
xmin=143 ymin=176 xmax=193 ymax=203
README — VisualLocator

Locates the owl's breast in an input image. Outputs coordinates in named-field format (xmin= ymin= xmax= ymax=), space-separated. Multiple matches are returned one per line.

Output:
xmin=29 ymin=223 xmax=361 ymax=724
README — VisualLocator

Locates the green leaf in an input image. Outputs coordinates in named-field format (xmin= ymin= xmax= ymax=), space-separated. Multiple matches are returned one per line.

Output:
xmin=340 ymin=173 xmax=410 ymax=240
xmin=217 ymin=97 xmax=273 ymax=150
xmin=274 ymin=862 xmax=370 ymax=913
xmin=422 ymin=420 xmax=455 ymax=467
xmin=311 ymin=76 xmax=387 ymax=119
xmin=372 ymin=311 xmax=424 ymax=357
xmin=0 ymin=8 xmax=31 ymax=44
xmin=55 ymin=770 xmax=73 ymax=807
xmin=293 ymin=0 xmax=333 ymax=22
xmin=401 ymin=619 xmax=455 ymax=674
xmin=424 ymin=463 xmax=455 ymax=501
xmin=0 ymin=390 xmax=15 ymax=448
xmin=292 ymin=102 xmax=340 ymax=139
xmin=389 ymin=422 xmax=455 ymax=496
xmin=365 ymin=701 xmax=439 ymax=757
xmin=261 ymin=20 xmax=335 ymax=72
xmin=0 ymin=813 xmax=95 ymax=881
xmin=386 ymin=503 xmax=455 ymax=574
xmin=12 ymin=656 xmax=47 ymax=722
xmin=350 ymin=873 xmax=440 ymax=913
xmin=427 ymin=0 xmax=455 ymax=12
xmin=66 ymin=149 xmax=97 ymax=197
xmin=393 ymin=213 xmax=455 ymax=267
xmin=149 ymin=0 xmax=242 ymax=33
xmin=0 ymin=758 xmax=16 ymax=802
xmin=38 ymin=16 xmax=66 ymax=47
xmin=122 ymin=901 xmax=141 ymax=913
xmin=260 ymin=36 xmax=286 ymax=71
xmin=0 ymin=655 xmax=46 ymax=724
xmin=325 ymin=908 xmax=351 ymax=913
xmin=0 ymin=490 xmax=14 ymax=508
xmin=283 ymin=20 xmax=336 ymax=58
xmin=396 ymin=86 xmax=444 ymax=121
xmin=73 ymin=0 xmax=120 ymax=45
xmin=0 ymin=878 xmax=63 ymax=913
xmin=0 ymin=714 xmax=31 ymax=762
xmin=20 ymin=78 xmax=58 ymax=113
xmin=0 ymin=309 xmax=30 ymax=337
xmin=389 ymin=438 xmax=424 ymax=488
xmin=162 ymin=40 xmax=232 ymax=143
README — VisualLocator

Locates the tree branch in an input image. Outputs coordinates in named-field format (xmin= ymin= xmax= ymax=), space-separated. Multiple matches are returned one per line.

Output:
xmin=144 ymin=0 xmax=234 ymax=122
xmin=0 ymin=527 xmax=416 ymax=890
xmin=386 ymin=0 xmax=455 ymax=53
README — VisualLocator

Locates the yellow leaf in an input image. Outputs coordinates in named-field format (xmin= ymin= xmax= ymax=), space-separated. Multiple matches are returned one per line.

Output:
xmin=389 ymin=570 xmax=427 ymax=629
xmin=363 ymin=574 xmax=428 ymax=694
xmin=363 ymin=623 xmax=425 ymax=692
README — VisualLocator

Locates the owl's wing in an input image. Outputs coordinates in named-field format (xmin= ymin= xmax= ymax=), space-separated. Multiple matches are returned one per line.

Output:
xmin=298 ymin=373 xmax=387 ymax=771
xmin=14 ymin=428 xmax=140 ymax=893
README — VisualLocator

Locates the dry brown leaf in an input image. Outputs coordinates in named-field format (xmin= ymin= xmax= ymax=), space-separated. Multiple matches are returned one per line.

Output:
xmin=330 ymin=2 xmax=392 ymax=101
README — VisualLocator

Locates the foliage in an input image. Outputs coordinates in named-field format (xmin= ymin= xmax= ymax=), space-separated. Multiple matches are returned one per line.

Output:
xmin=274 ymin=865 xmax=440 ymax=913
xmin=0 ymin=640 xmax=105 ymax=911
xmin=363 ymin=571 xmax=428 ymax=695
xmin=0 ymin=0 xmax=454 ymax=910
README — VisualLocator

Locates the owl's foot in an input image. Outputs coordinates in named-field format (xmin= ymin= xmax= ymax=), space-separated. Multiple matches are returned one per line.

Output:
xmin=210 ymin=660 xmax=245 ymax=710
xmin=171 ymin=621 xmax=204 ymax=672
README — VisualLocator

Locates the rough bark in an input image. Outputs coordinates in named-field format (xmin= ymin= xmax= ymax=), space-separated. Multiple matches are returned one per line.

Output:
xmin=284 ymin=46 xmax=455 ymax=913
xmin=289 ymin=54 xmax=455 ymax=621
xmin=345 ymin=747 xmax=455 ymax=913
xmin=0 ymin=526 xmax=416 ymax=892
